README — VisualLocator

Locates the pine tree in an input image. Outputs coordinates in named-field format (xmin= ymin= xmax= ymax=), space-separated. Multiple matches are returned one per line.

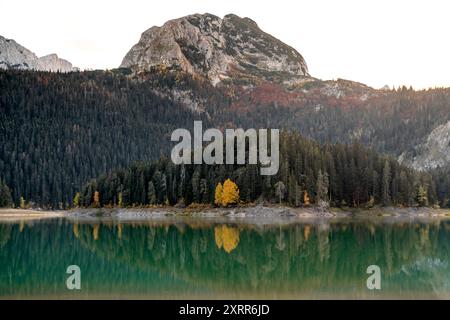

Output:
xmin=262 ymin=176 xmax=272 ymax=200
xmin=139 ymin=173 xmax=146 ymax=204
xmin=178 ymin=165 xmax=186 ymax=199
xmin=274 ymin=181 xmax=286 ymax=204
xmin=295 ymin=183 xmax=303 ymax=207
xmin=192 ymin=169 xmax=201 ymax=203
xmin=148 ymin=181 xmax=156 ymax=205
xmin=0 ymin=180 xmax=13 ymax=208
xmin=382 ymin=160 xmax=391 ymax=206
xmin=372 ymin=170 xmax=379 ymax=201
xmin=416 ymin=185 xmax=428 ymax=207
xmin=153 ymin=170 xmax=167 ymax=204
xmin=200 ymin=178 xmax=209 ymax=203
xmin=316 ymin=170 xmax=329 ymax=203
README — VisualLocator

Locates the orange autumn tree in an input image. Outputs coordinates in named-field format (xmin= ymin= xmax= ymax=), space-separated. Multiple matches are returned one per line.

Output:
xmin=303 ymin=191 xmax=311 ymax=206
xmin=221 ymin=179 xmax=240 ymax=207
xmin=214 ymin=182 xmax=223 ymax=206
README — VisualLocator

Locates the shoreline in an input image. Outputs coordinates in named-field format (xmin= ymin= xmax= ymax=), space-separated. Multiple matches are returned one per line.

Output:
xmin=0 ymin=208 xmax=65 ymax=222
xmin=1 ymin=206 xmax=449 ymax=223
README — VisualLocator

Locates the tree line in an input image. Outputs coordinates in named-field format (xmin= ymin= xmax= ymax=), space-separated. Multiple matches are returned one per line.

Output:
xmin=77 ymin=132 xmax=446 ymax=208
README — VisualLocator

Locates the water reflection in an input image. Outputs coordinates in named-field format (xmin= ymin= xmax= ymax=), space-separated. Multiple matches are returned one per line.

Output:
xmin=0 ymin=218 xmax=449 ymax=299
xmin=214 ymin=225 xmax=240 ymax=253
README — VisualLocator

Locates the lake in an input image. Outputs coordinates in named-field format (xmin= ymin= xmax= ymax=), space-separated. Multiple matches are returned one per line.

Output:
xmin=0 ymin=215 xmax=449 ymax=299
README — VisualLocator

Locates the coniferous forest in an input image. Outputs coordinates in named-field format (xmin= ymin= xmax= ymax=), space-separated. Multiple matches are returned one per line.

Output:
xmin=0 ymin=69 xmax=211 ymax=207
xmin=78 ymin=132 xmax=443 ymax=208
xmin=0 ymin=69 xmax=449 ymax=208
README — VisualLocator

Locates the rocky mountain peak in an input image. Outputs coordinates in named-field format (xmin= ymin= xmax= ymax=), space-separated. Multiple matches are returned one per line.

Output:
xmin=38 ymin=53 xmax=75 ymax=72
xmin=0 ymin=35 xmax=77 ymax=72
xmin=120 ymin=13 xmax=309 ymax=85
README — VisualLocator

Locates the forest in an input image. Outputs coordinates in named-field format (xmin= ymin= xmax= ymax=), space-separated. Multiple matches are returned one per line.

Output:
xmin=0 ymin=68 xmax=449 ymax=208
xmin=77 ymin=132 xmax=446 ymax=208
xmin=0 ymin=69 xmax=211 ymax=207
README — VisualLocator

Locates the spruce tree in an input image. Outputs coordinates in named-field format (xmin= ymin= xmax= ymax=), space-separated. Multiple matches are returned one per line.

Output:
xmin=148 ymin=181 xmax=156 ymax=205
xmin=382 ymin=160 xmax=391 ymax=206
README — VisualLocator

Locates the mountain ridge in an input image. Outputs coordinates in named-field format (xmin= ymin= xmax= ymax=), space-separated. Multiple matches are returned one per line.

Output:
xmin=0 ymin=35 xmax=77 ymax=72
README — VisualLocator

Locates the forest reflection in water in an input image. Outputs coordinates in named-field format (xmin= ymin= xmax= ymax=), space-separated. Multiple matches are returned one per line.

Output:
xmin=0 ymin=217 xmax=449 ymax=299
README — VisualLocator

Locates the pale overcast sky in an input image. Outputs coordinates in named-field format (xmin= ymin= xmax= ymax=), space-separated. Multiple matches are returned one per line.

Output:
xmin=1 ymin=0 xmax=449 ymax=89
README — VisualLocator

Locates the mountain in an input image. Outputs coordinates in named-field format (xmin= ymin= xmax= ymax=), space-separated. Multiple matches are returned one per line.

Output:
xmin=0 ymin=35 xmax=77 ymax=72
xmin=120 ymin=13 xmax=309 ymax=86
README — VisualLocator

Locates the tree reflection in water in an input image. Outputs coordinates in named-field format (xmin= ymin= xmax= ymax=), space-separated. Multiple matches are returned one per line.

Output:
xmin=0 ymin=218 xmax=449 ymax=298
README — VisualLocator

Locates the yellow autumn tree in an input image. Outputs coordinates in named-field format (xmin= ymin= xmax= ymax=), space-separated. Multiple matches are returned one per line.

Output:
xmin=221 ymin=179 xmax=240 ymax=207
xmin=118 ymin=192 xmax=123 ymax=208
xmin=214 ymin=182 xmax=223 ymax=206
xmin=73 ymin=192 xmax=80 ymax=208
xmin=303 ymin=191 xmax=310 ymax=206
xmin=93 ymin=191 xmax=100 ymax=208
xmin=20 ymin=196 xmax=26 ymax=209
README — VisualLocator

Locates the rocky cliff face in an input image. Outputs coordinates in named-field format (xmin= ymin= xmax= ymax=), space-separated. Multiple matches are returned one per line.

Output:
xmin=120 ymin=13 xmax=309 ymax=85
xmin=38 ymin=54 xmax=75 ymax=72
xmin=0 ymin=35 xmax=76 ymax=72
xmin=399 ymin=120 xmax=450 ymax=171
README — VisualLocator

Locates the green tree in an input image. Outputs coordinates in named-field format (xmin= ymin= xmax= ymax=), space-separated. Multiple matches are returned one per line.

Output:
xmin=0 ymin=180 xmax=13 ymax=208
xmin=148 ymin=181 xmax=156 ymax=205
xmin=191 ymin=168 xmax=201 ymax=203
xmin=153 ymin=170 xmax=167 ymax=204
xmin=316 ymin=170 xmax=329 ymax=203
xmin=382 ymin=160 xmax=391 ymax=206
xmin=72 ymin=192 xmax=80 ymax=208
xmin=416 ymin=185 xmax=428 ymax=207
xmin=118 ymin=192 xmax=123 ymax=208
xmin=274 ymin=181 xmax=286 ymax=204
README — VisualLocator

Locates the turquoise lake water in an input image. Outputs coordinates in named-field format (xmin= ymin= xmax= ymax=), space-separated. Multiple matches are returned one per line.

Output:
xmin=0 ymin=217 xmax=449 ymax=299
